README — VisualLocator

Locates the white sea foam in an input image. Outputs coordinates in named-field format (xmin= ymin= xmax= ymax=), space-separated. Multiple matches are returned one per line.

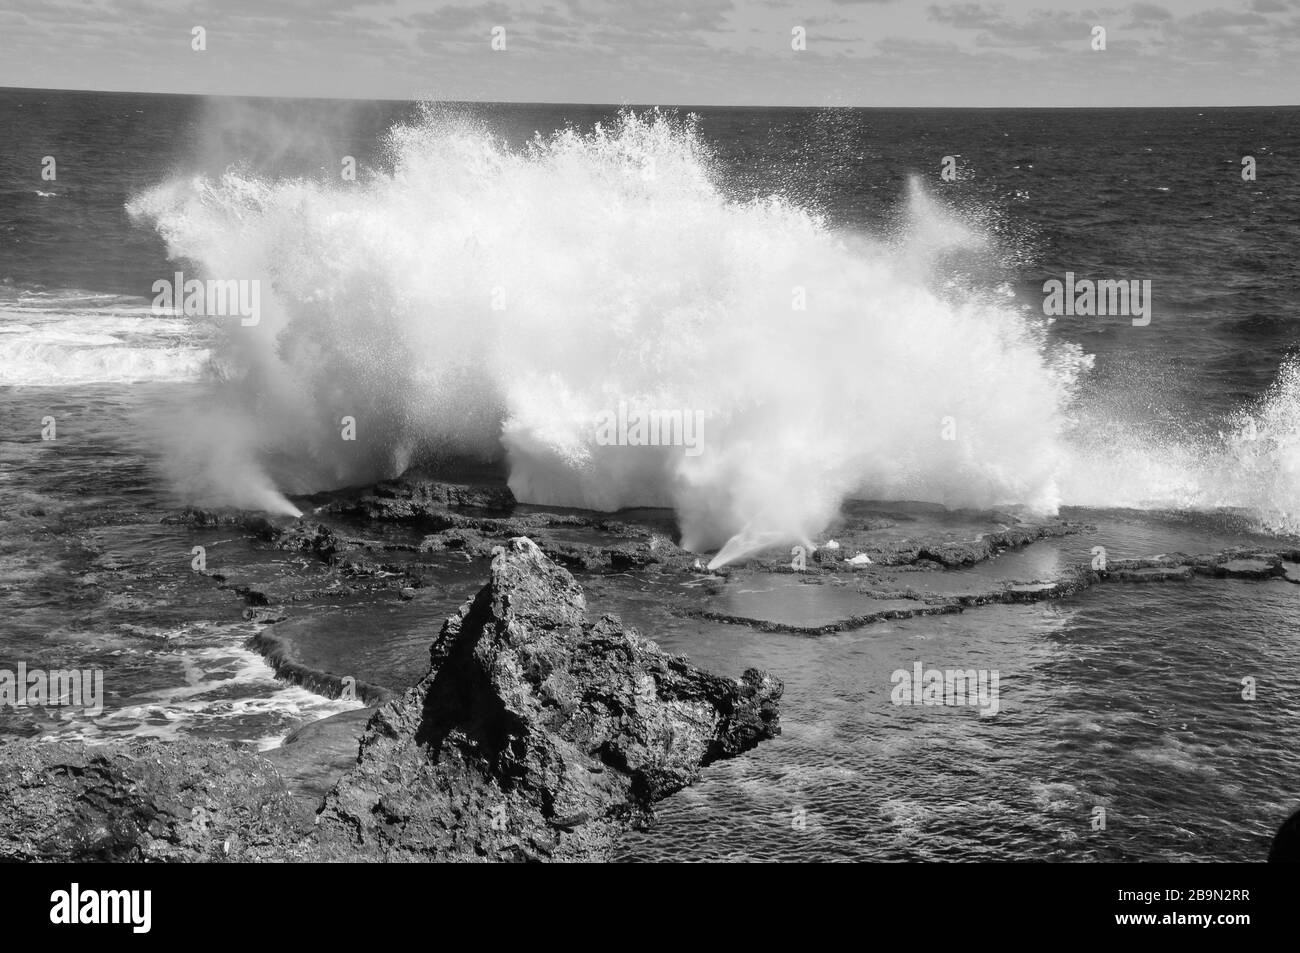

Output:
xmin=1059 ymin=355 xmax=1300 ymax=533
xmin=0 ymin=298 xmax=208 ymax=386
xmin=42 ymin=624 xmax=363 ymax=751
xmin=122 ymin=106 xmax=1300 ymax=554
xmin=125 ymin=108 xmax=1094 ymax=558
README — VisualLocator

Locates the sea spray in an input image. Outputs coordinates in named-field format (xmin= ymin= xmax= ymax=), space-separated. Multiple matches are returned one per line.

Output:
xmin=1057 ymin=354 xmax=1300 ymax=533
xmin=128 ymin=107 xmax=1090 ymax=558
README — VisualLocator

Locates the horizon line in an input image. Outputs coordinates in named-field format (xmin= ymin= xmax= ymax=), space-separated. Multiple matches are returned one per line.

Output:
xmin=2 ymin=83 xmax=1298 ymax=111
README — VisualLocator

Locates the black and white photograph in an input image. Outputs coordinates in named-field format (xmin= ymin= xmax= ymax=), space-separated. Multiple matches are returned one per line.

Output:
xmin=0 ymin=0 xmax=1296 ymax=916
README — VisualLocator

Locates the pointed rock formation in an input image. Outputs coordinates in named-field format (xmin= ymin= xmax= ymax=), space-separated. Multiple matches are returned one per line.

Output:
xmin=317 ymin=536 xmax=782 ymax=861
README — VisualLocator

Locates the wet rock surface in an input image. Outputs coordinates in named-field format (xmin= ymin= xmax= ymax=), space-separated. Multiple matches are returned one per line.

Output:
xmin=324 ymin=473 xmax=518 ymax=521
xmin=7 ymin=469 xmax=1299 ymax=862
xmin=0 ymin=738 xmax=313 ymax=862
xmin=1104 ymin=549 xmax=1297 ymax=583
xmin=171 ymin=474 xmax=1300 ymax=682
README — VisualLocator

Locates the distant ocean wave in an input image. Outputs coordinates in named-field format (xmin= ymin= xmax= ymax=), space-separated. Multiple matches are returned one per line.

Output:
xmin=0 ymin=295 xmax=208 ymax=385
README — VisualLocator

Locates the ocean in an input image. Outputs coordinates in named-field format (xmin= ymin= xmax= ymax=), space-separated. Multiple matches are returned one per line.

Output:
xmin=2 ymin=88 xmax=1299 ymax=861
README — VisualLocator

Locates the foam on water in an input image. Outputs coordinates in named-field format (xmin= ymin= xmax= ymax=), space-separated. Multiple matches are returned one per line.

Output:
xmin=0 ymin=299 xmax=209 ymax=386
xmin=122 ymin=106 xmax=1300 ymax=553
xmin=39 ymin=622 xmax=364 ymax=751
xmin=1056 ymin=355 xmax=1300 ymax=531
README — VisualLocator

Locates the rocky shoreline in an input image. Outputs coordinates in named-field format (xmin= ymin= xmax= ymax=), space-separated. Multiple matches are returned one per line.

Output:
xmin=0 ymin=537 xmax=782 ymax=862
xmin=5 ymin=470 xmax=1299 ymax=862
xmin=226 ymin=473 xmax=1300 ymax=655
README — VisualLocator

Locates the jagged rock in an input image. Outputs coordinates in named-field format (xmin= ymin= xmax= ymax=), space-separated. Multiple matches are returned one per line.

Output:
xmin=271 ymin=521 xmax=355 ymax=560
xmin=249 ymin=627 xmax=394 ymax=706
xmin=913 ymin=521 xmax=1085 ymax=567
xmin=605 ymin=535 xmax=695 ymax=573
xmin=533 ymin=539 xmax=610 ymax=573
xmin=329 ymin=475 xmax=517 ymax=521
xmin=733 ymin=511 xmax=1088 ymax=572
xmin=1110 ymin=565 xmax=1194 ymax=583
xmin=0 ymin=739 xmax=311 ymax=862
xmin=161 ymin=506 xmax=273 ymax=531
xmin=242 ymin=606 xmax=289 ymax=624
xmin=1106 ymin=551 xmax=1286 ymax=582
xmin=1213 ymin=557 xmax=1280 ymax=580
xmin=419 ymin=528 xmax=497 ymax=558
xmin=812 ymin=546 xmax=843 ymax=566
xmin=316 ymin=536 xmax=783 ymax=861
xmin=686 ymin=601 xmax=963 ymax=635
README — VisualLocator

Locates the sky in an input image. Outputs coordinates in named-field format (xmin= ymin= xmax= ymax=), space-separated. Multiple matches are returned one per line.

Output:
xmin=0 ymin=0 xmax=1297 ymax=106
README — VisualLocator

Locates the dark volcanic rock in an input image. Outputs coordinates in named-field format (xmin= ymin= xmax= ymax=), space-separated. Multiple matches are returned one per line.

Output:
xmin=329 ymin=474 xmax=517 ymax=521
xmin=250 ymin=627 xmax=395 ymax=706
xmin=734 ymin=511 xmax=1088 ymax=573
xmin=418 ymin=528 xmax=498 ymax=558
xmin=0 ymin=739 xmax=312 ymax=862
xmin=243 ymin=606 xmax=289 ymax=624
xmin=161 ymin=506 xmax=275 ymax=531
xmin=270 ymin=521 xmax=357 ymax=560
xmin=316 ymin=536 xmax=783 ymax=861
xmin=1105 ymin=550 xmax=1287 ymax=582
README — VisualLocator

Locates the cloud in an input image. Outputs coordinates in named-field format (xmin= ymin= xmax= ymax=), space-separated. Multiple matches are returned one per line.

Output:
xmin=1128 ymin=3 xmax=1173 ymax=23
xmin=927 ymin=3 xmax=1005 ymax=30
xmin=403 ymin=3 xmax=516 ymax=31
xmin=2 ymin=0 xmax=1298 ymax=106
xmin=926 ymin=4 xmax=1099 ymax=50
